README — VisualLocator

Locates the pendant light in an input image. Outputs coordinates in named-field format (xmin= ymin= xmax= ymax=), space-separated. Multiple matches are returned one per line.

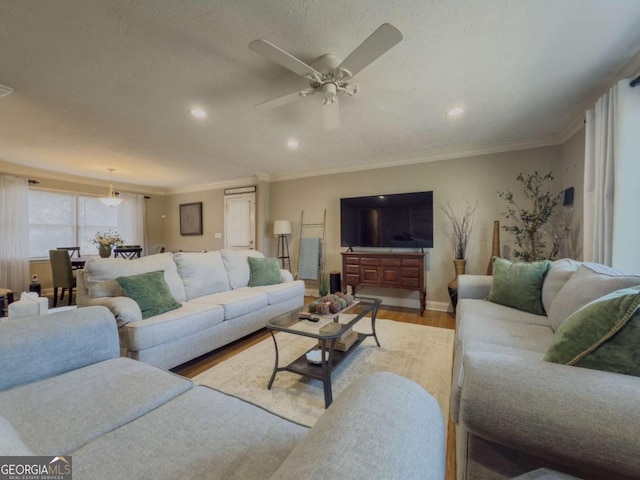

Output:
xmin=100 ymin=168 xmax=123 ymax=207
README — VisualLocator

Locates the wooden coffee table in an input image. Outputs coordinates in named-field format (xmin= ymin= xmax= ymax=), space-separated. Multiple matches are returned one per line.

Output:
xmin=266 ymin=297 xmax=382 ymax=408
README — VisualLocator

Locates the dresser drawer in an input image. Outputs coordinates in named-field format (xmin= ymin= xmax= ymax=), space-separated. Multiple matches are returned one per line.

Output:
xmin=344 ymin=274 xmax=360 ymax=284
xmin=402 ymin=258 xmax=421 ymax=267
xmin=345 ymin=257 xmax=360 ymax=265
xmin=345 ymin=265 xmax=360 ymax=274
xmin=402 ymin=267 xmax=419 ymax=278
xmin=361 ymin=257 xmax=380 ymax=266
xmin=381 ymin=258 xmax=401 ymax=266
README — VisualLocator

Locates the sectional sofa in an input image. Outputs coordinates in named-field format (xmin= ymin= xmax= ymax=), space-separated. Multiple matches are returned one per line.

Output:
xmin=76 ymin=250 xmax=305 ymax=369
xmin=452 ymin=259 xmax=640 ymax=479
xmin=0 ymin=306 xmax=446 ymax=479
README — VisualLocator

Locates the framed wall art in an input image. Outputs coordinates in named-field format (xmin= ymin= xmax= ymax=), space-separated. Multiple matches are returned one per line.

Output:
xmin=179 ymin=202 xmax=203 ymax=236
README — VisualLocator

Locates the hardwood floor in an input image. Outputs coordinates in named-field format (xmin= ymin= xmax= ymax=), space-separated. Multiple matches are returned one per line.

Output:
xmin=173 ymin=298 xmax=457 ymax=480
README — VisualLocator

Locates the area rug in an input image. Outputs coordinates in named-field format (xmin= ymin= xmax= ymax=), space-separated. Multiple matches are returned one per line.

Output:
xmin=195 ymin=318 xmax=455 ymax=427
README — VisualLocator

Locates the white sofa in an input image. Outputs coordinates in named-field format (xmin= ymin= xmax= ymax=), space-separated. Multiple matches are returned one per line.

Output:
xmin=77 ymin=250 xmax=304 ymax=370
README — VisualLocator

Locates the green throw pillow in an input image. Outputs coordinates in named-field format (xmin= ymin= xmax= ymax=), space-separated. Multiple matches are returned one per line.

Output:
xmin=117 ymin=271 xmax=181 ymax=319
xmin=487 ymin=257 xmax=551 ymax=315
xmin=248 ymin=257 xmax=282 ymax=287
xmin=544 ymin=286 xmax=640 ymax=375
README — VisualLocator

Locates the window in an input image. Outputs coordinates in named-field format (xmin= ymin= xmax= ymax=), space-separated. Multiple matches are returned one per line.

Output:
xmin=28 ymin=190 xmax=118 ymax=259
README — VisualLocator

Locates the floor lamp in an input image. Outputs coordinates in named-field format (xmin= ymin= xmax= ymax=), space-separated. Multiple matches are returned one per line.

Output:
xmin=274 ymin=220 xmax=291 ymax=271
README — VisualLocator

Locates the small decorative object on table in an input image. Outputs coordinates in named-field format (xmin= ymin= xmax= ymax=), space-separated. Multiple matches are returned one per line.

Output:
xmin=92 ymin=230 xmax=123 ymax=258
xmin=318 ymin=323 xmax=358 ymax=352
xmin=308 ymin=292 xmax=355 ymax=315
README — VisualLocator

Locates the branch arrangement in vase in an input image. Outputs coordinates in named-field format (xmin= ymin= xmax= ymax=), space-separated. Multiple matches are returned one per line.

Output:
xmin=440 ymin=200 xmax=477 ymax=260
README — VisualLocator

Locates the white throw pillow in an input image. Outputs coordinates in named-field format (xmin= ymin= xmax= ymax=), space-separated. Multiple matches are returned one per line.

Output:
xmin=221 ymin=250 xmax=264 ymax=289
xmin=548 ymin=263 xmax=640 ymax=331
xmin=173 ymin=252 xmax=231 ymax=300
xmin=541 ymin=258 xmax=581 ymax=314
xmin=84 ymin=252 xmax=186 ymax=302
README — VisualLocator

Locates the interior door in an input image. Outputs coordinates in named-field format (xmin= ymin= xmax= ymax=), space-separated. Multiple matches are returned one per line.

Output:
xmin=224 ymin=193 xmax=256 ymax=250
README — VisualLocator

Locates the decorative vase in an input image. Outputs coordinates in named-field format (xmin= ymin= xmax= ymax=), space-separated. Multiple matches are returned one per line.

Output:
xmin=98 ymin=245 xmax=112 ymax=258
xmin=486 ymin=221 xmax=501 ymax=275
xmin=447 ymin=259 xmax=467 ymax=313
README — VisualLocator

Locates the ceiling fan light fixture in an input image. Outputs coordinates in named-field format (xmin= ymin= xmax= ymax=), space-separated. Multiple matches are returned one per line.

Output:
xmin=100 ymin=168 xmax=123 ymax=207
xmin=447 ymin=107 xmax=464 ymax=117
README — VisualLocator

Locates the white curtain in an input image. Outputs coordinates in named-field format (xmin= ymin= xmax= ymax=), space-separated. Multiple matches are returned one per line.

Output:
xmin=116 ymin=193 xmax=147 ymax=254
xmin=0 ymin=175 xmax=30 ymax=292
xmin=584 ymin=78 xmax=640 ymax=273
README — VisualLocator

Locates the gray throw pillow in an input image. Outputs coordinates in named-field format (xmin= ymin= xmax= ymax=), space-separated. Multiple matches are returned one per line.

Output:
xmin=487 ymin=257 xmax=551 ymax=315
xmin=548 ymin=264 xmax=640 ymax=331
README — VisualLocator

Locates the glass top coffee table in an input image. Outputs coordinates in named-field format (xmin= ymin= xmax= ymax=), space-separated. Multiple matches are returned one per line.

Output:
xmin=266 ymin=296 xmax=382 ymax=408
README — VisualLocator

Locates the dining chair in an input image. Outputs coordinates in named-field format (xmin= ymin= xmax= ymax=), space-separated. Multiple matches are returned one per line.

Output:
xmin=56 ymin=246 xmax=80 ymax=257
xmin=114 ymin=245 xmax=142 ymax=259
xmin=57 ymin=246 xmax=81 ymax=270
xmin=49 ymin=249 xmax=77 ymax=307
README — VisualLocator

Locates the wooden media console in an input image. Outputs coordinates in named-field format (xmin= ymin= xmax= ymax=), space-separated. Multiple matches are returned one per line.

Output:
xmin=341 ymin=251 xmax=426 ymax=315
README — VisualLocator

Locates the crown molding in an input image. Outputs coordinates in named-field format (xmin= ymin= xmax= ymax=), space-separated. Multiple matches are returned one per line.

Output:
xmin=166 ymin=176 xmax=259 ymax=195
xmin=560 ymin=116 xmax=586 ymax=143
xmin=0 ymin=160 xmax=167 ymax=195
xmin=270 ymin=134 xmax=562 ymax=183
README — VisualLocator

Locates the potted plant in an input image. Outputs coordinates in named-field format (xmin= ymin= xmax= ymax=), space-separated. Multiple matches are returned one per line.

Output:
xmin=92 ymin=230 xmax=123 ymax=258
xmin=441 ymin=200 xmax=477 ymax=311
xmin=497 ymin=171 xmax=566 ymax=261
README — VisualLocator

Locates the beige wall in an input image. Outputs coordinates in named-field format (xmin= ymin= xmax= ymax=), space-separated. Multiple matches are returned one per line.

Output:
xmin=559 ymin=126 xmax=585 ymax=260
xmin=268 ymin=145 xmax=565 ymax=309
xmin=163 ymin=188 xmax=226 ymax=252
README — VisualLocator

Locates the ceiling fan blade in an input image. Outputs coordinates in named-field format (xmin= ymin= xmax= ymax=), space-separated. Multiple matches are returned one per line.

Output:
xmin=323 ymin=100 xmax=340 ymax=130
xmin=356 ymin=82 xmax=409 ymax=95
xmin=254 ymin=91 xmax=304 ymax=110
xmin=249 ymin=39 xmax=322 ymax=78
xmin=337 ymin=23 xmax=403 ymax=77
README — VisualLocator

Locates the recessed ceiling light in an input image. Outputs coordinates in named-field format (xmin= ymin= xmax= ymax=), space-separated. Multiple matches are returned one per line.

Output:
xmin=287 ymin=139 xmax=299 ymax=149
xmin=190 ymin=108 xmax=207 ymax=118
xmin=447 ymin=107 xmax=464 ymax=117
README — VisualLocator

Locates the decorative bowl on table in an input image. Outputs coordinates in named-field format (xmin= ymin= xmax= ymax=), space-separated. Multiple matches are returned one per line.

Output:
xmin=305 ymin=349 xmax=328 ymax=365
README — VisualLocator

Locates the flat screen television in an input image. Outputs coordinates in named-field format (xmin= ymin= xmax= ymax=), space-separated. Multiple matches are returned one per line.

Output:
xmin=340 ymin=191 xmax=433 ymax=248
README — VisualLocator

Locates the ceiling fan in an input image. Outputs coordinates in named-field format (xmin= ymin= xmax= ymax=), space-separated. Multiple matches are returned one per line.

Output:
xmin=249 ymin=23 xmax=403 ymax=130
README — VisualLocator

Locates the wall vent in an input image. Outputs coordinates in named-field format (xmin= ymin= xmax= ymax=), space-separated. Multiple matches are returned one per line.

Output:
xmin=0 ymin=84 xmax=13 ymax=98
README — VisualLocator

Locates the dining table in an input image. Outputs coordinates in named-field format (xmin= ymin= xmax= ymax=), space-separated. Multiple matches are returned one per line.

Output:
xmin=70 ymin=257 xmax=89 ymax=269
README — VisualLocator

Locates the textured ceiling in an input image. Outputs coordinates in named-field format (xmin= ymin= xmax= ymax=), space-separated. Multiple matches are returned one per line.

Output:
xmin=1 ymin=0 xmax=639 ymax=191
